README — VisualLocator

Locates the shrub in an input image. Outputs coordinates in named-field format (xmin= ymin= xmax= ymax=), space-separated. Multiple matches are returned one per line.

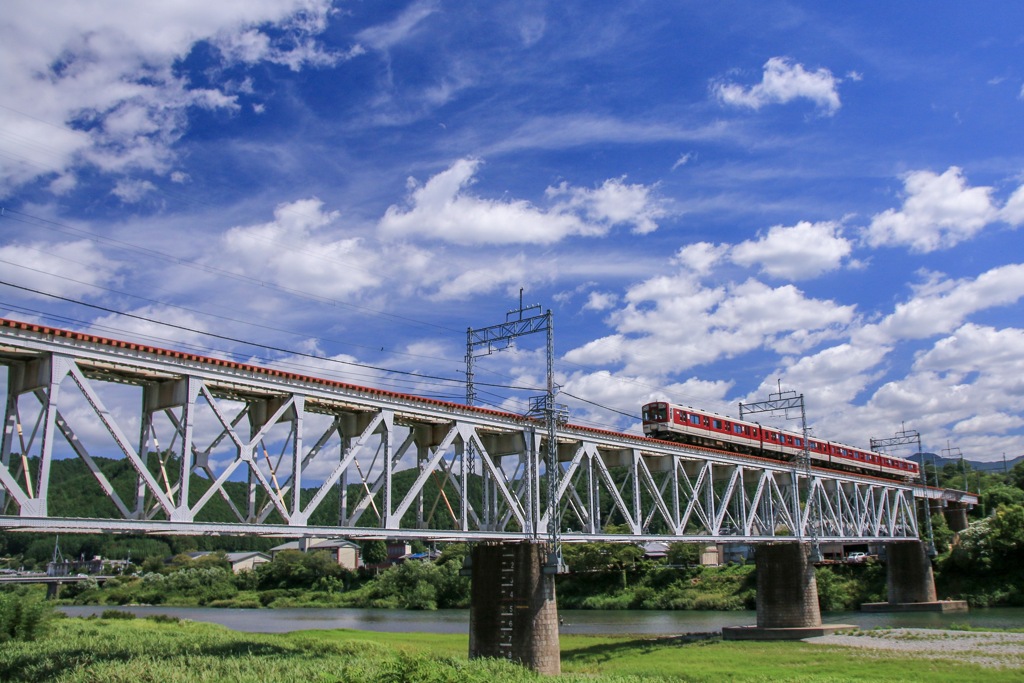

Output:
xmin=100 ymin=609 xmax=136 ymax=620
xmin=0 ymin=591 xmax=55 ymax=642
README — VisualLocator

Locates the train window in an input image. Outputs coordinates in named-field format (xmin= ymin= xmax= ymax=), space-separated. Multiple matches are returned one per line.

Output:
xmin=734 ymin=425 xmax=744 ymax=434
xmin=794 ymin=438 xmax=802 ymax=447
xmin=643 ymin=404 xmax=667 ymax=422
xmin=689 ymin=415 xmax=701 ymax=425
xmin=712 ymin=419 xmax=722 ymax=429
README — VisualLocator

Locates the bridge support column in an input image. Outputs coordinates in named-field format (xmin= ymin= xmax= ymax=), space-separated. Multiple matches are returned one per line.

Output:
xmin=862 ymin=541 xmax=967 ymax=612
xmin=944 ymin=503 xmax=969 ymax=532
xmin=46 ymin=581 xmax=61 ymax=600
xmin=723 ymin=543 xmax=853 ymax=640
xmin=469 ymin=541 xmax=560 ymax=675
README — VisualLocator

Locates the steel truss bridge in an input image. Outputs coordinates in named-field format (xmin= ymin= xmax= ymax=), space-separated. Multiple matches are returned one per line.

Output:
xmin=0 ymin=319 xmax=969 ymax=544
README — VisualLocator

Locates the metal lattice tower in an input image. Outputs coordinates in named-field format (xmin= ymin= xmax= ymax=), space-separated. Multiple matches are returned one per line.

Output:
xmin=871 ymin=424 xmax=935 ymax=556
xmin=739 ymin=384 xmax=820 ymax=561
xmin=466 ymin=292 xmax=563 ymax=569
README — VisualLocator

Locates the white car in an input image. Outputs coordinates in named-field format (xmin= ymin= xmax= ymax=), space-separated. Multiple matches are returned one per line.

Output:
xmin=846 ymin=552 xmax=868 ymax=563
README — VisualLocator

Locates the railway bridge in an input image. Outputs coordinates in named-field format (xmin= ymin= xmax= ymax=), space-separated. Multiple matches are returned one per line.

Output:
xmin=0 ymin=319 xmax=976 ymax=674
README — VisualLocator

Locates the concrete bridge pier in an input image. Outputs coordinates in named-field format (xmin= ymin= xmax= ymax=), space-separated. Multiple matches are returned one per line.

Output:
xmin=944 ymin=503 xmax=970 ymax=532
xmin=862 ymin=540 xmax=967 ymax=612
xmin=468 ymin=541 xmax=560 ymax=675
xmin=46 ymin=581 xmax=61 ymax=600
xmin=723 ymin=542 xmax=854 ymax=640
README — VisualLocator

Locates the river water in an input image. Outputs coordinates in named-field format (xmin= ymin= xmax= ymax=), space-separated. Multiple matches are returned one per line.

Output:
xmin=59 ymin=605 xmax=1024 ymax=636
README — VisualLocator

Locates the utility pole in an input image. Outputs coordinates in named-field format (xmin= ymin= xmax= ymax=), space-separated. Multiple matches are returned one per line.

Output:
xmin=739 ymin=382 xmax=820 ymax=561
xmin=871 ymin=424 xmax=935 ymax=557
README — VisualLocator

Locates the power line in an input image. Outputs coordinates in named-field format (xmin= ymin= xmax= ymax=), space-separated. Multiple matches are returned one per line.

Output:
xmin=0 ymin=208 xmax=456 ymax=335
xmin=0 ymin=279 xmax=549 ymax=396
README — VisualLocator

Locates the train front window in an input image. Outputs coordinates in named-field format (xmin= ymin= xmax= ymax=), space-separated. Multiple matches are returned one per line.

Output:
xmin=643 ymin=404 xmax=668 ymax=422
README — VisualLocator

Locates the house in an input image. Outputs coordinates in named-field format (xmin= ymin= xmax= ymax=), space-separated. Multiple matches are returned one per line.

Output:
xmin=270 ymin=537 xmax=362 ymax=570
xmin=186 ymin=551 xmax=271 ymax=573
xmin=642 ymin=541 xmax=670 ymax=560
xmin=224 ymin=551 xmax=271 ymax=573
xmin=386 ymin=541 xmax=411 ymax=563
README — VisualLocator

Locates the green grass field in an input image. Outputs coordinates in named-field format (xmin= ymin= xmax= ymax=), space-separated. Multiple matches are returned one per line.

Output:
xmin=2 ymin=616 xmax=1021 ymax=682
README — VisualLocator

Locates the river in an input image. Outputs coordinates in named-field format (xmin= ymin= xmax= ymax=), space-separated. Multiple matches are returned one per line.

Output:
xmin=58 ymin=605 xmax=1024 ymax=636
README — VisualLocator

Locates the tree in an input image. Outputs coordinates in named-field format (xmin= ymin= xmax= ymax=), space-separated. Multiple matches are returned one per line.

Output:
xmin=986 ymin=504 xmax=1024 ymax=571
xmin=666 ymin=543 xmax=700 ymax=566
xmin=361 ymin=540 xmax=388 ymax=565
xmin=1009 ymin=461 xmax=1024 ymax=492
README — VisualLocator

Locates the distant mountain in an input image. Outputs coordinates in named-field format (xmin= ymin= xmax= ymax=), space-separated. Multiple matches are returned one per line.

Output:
xmin=910 ymin=452 xmax=1023 ymax=473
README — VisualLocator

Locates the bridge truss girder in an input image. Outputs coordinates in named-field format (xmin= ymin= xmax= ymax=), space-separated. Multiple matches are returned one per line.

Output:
xmin=0 ymin=325 xmax=920 ymax=543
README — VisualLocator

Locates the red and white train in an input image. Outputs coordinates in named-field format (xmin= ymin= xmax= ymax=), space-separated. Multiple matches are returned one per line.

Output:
xmin=641 ymin=402 xmax=919 ymax=481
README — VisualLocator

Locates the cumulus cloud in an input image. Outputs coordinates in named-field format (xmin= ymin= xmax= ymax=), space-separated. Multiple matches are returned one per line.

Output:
xmin=864 ymin=167 xmax=998 ymax=252
xmin=730 ymin=221 xmax=852 ymax=280
xmin=565 ymin=272 xmax=855 ymax=376
xmin=714 ymin=57 xmax=841 ymax=115
xmin=378 ymin=158 xmax=666 ymax=244
xmin=221 ymin=197 xmax=382 ymax=299
xmin=673 ymin=242 xmax=729 ymax=276
xmin=546 ymin=176 xmax=667 ymax=235
xmin=0 ymin=1 xmax=347 ymax=196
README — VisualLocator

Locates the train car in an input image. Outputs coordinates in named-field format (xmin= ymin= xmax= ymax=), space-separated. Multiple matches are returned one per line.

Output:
xmin=641 ymin=402 xmax=919 ymax=481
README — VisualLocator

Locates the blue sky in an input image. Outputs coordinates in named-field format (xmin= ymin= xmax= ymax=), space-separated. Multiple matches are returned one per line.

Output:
xmin=2 ymin=1 xmax=1024 ymax=462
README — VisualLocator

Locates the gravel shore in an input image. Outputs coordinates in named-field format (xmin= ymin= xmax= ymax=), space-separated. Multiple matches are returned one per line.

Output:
xmin=806 ymin=628 xmax=1024 ymax=670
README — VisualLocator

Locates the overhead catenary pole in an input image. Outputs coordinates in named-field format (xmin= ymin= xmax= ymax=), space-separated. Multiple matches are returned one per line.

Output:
xmin=465 ymin=292 xmax=564 ymax=570
xmin=871 ymin=424 xmax=935 ymax=557
xmin=739 ymin=382 xmax=820 ymax=561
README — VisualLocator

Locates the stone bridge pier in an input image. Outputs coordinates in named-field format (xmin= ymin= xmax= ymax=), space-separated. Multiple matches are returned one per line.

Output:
xmin=723 ymin=543 xmax=854 ymax=640
xmin=862 ymin=540 xmax=967 ymax=612
xmin=468 ymin=541 xmax=560 ymax=675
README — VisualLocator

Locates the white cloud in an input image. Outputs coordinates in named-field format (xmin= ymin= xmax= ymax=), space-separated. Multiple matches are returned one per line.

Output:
xmin=673 ymin=242 xmax=729 ymax=276
xmin=0 ymin=1 xmax=343 ymax=196
xmin=714 ymin=57 xmax=841 ymax=115
xmin=1001 ymin=184 xmax=1024 ymax=225
xmin=565 ymin=272 xmax=855 ymax=376
xmin=221 ymin=197 xmax=383 ymax=299
xmin=546 ymin=176 xmax=667 ymax=235
xmin=583 ymin=291 xmax=618 ymax=312
xmin=112 ymin=179 xmax=157 ymax=203
xmin=0 ymin=240 xmax=121 ymax=299
xmin=864 ymin=167 xmax=998 ymax=252
xmin=356 ymin=0 xmax=438 ymax=51
xmin=730 ymin=221 xmax=852 ymax=280
xmin=429 ymin=256 xmax=527 ymax=301
xmin=379 ymin=158 xmax=665 ymax=245
xmin=864 ymin=264 xmax=1024 ymax=344
xmin=671 ymin=152 xmax=694 ymax=170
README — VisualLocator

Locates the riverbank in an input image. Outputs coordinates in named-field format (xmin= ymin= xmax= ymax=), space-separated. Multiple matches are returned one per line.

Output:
xmin=4 ymin=615 xmax=1023 ymax=682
